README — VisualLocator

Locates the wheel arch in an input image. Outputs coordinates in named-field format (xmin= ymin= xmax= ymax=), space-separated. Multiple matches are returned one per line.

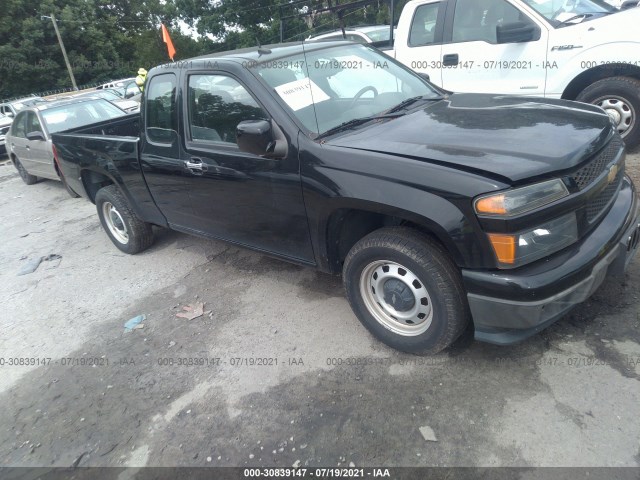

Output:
xmin=562 ymin=63 xmax=640 ymax=100
xmin=323 ymin=203 xmax=467 ymax=275
xmin=81 ymin=169 xmax=116 ymax=204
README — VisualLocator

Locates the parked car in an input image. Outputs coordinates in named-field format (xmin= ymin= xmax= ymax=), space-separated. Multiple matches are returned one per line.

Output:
xmin=0 ymin=113 xmax=13 ymax=158
xmin=74 ymin=90 xmax=140 ymax=113
xmin=0 ymin=96 xmax=46 ymax=118
xmin=308 ymin=25 xmax=396 ymax=47
xmin=6 ymin=97 xmax=127 ymax=196
xmin=52 ymin=41 xmax=640 ymax=354
xmin=392 ymin=0 xmax=640 ymax=148
xmin=96 ymin=78 xmax=140 ymax=98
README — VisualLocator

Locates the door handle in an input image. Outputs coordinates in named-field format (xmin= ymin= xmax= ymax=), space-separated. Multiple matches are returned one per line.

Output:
xmin=184 ymin=157 xmax=207 ymax=174
xmin=442 ymin=53 xmax=459 ymax=66
xmin=26 ymin=146 xmax=30 ymax=150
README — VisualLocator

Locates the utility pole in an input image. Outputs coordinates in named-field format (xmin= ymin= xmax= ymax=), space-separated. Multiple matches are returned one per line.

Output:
xmin=48 ymin=13 xmax=78 ymax=90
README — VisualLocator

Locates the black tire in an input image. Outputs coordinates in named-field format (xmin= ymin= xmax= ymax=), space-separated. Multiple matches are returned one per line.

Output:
xmin=343 ymin=227 xmax=469 ymax=355
xmin=576 ymin=76 xmax=640 ymax=149
xmin=14 ymin=157 xmax=38 ymax=185
xmin=95 ymin=185 xmax=153 ymax=254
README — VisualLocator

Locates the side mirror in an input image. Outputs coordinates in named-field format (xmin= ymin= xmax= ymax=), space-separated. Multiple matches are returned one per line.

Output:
xmin=237 ymin=120 xmax=272 ymax=156
xmin=6 ymin=112 xmax=14 ymax=118
xmin=496 ymin=21 xmax=540 ymax=44
xmin=27 ymin=131 xmax=45 ymax=141
xmin=417 ymin=72 xmax=431 ymax=82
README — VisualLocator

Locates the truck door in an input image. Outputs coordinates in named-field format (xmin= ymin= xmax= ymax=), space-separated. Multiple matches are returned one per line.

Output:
xmin=179 ymin=72 xmax=314 ymax=263
xmin=395 ymin=1 xmax=447 ymax=87
xmin=140 ymin=72 xmax=196 ymax=225
xmin=440 ymin=0 xmax=549 ymax=95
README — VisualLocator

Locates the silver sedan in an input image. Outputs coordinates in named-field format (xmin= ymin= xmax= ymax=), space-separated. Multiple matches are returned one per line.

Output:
xmin=6 ymin=98 xmax=126 ymax=195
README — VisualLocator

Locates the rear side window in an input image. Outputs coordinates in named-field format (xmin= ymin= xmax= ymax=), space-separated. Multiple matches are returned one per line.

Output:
xmin=11 ymin=112 xmax=27 ymax=138
xmin=409 ymin=3 xmax=441 ymax=46
xmin=146 ymin=73 xmax=177 ymax=143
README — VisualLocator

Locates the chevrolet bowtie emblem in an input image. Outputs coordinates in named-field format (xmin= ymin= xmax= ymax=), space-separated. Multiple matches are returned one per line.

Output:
xmin=608 ymin=164 xmax=619 ymax=184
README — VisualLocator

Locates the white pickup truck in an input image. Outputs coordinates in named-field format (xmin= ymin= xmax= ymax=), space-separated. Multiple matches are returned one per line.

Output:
xmin=391 ymin=0 xmax=640 ymax=147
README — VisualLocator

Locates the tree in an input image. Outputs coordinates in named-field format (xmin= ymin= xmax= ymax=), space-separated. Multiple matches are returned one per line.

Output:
xmin=0 ymin=0 xmax=208 ymax=99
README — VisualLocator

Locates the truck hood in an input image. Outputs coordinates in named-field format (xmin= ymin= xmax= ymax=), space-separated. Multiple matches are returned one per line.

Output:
xmin=327 ymin=93 xmax=613 ymax=183
xmin=549 ymin=7 xmax=640 ymax=47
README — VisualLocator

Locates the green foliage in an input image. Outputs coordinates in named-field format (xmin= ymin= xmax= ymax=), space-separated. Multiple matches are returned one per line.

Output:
xmin=1 ymin=0 xmax=412 ymax=99
xmin=0 ymin=0 xmax=208 ymax=99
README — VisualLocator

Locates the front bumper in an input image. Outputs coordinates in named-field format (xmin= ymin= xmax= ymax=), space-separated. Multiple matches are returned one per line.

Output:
xmin=464 ymin=176 xmax=640 ymax=345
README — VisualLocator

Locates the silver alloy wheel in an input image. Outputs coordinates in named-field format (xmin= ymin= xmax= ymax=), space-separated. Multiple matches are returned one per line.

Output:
xmin=359 ymin=260 xmax=433 ymax=336
xmin=102 ymin=202 xmax=129 ymax=244
xmin=595 ymin=96 xmax=635 ymax=138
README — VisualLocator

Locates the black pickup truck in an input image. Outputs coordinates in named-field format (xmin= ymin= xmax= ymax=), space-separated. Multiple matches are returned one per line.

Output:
xmin=52 ymin=41 xmax=640 ymax=354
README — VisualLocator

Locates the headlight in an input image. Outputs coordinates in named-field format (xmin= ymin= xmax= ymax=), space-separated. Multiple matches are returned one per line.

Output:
xmin=487 ymin=212 xmax=578 ymax=268
xmin=475 ymin=179 xmax=569 ymax=217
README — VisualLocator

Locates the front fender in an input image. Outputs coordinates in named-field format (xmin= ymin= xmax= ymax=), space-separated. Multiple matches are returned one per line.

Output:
xmin=547 ymin=42 xmax=640 ymax=96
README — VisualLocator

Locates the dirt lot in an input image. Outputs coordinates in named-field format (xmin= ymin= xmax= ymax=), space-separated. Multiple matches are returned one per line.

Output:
xmin=0 ymin=151 xmax=639 ymax=470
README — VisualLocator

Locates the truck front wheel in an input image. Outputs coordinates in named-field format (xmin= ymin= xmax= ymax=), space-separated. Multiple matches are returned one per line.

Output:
xmin=343 ymin=227 xmax=469 ymax=355
xmin=95 ymin=185 xmax=154 ymax=254
xmin=576 ymin=76 xmax=640 ymax=149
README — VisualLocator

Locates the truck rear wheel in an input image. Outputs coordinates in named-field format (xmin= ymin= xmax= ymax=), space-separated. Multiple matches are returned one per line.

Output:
xmin=576 ymin=76 xmax=640 ymax=149
xmin=343 ymin=227 xmax=469 ymax=355
xmin=95 ymin=185 xmax=153 ymax=254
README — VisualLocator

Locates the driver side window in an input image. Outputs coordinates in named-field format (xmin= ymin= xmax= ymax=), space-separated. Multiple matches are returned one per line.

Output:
xmin=452 ymin=0 xmax=531 ymax=44
xmin=188 ymin=74 xmax=267 ymax=144
xmin=26 ymin=112 xmax=43 ymax=136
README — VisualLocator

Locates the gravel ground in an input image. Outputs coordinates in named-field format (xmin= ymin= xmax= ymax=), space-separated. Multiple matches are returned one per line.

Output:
xmin=0 ymin=149 xmax=639 ymax=469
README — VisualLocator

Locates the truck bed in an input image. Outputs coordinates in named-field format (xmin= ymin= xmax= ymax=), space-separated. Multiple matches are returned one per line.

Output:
xmin=50 ymin=113 xmax=166 ymax=225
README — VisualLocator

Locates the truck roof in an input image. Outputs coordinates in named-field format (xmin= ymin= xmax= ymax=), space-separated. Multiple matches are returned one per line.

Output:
xmin=152 ymin=40 xmax=352 ymax=71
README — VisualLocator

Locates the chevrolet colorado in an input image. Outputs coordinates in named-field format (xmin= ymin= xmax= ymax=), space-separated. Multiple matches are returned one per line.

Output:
xmin=52 ymin=41 xmax=640 ymax=354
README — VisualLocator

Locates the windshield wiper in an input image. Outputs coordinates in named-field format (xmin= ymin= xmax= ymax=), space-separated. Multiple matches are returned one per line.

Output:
xmin=316 ymin=113 xmax=403 ymax=140
xmin=385 ymin=94 xmax=446 ymax=114
xmin=557 ymin=12 xmax=611 ymax=26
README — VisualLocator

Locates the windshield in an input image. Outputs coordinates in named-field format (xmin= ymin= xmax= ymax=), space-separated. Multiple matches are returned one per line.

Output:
xmin=94 ymin=91 xmax=120 ymax=101
xmin=522 ymin=0 xmax=615 ymax=25
xmin=252 ymin=43 xmax=440 ymax=136
xmin=42 ymin=99 xmax=126 ymax=134
xmin=363 ymin=27 xmax=393 ymax=42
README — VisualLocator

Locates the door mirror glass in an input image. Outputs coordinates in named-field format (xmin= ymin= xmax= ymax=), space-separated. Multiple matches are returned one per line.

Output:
xmin=26 ymin=131 xmax=45 ymax=141
xmin=496 ymin=21 xmax=540 ymax=44
xmin=236 ymin=120 xmax=273 ymax=156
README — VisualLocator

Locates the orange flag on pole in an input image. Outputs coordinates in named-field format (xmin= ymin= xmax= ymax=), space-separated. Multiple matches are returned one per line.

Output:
xmin=161 ymin=24 xmax=176 ymax=61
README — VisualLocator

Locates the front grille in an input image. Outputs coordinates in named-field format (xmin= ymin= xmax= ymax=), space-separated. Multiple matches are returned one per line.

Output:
xmin=585 ymin=165 xmax=624 ymax=222
xmin=572 ymin=136 xmax=624 ymax=190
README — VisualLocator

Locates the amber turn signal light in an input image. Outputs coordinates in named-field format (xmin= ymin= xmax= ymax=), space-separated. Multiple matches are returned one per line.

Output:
xmin=487 ymin=233 xmax=516 ymax=265
xmin=475 ymin=194 xmax=507 ymax=215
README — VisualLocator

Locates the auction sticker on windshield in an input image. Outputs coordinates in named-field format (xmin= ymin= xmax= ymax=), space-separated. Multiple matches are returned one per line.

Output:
xmin=275 ymin=78 xmax=329 ymax=111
